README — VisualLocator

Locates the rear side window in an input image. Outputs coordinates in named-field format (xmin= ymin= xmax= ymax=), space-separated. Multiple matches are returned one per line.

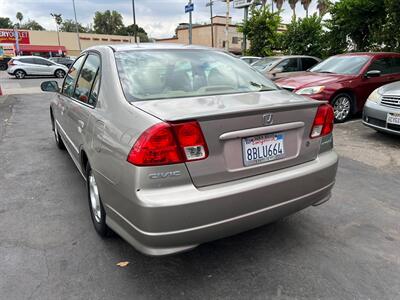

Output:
xmin=19 ymin=58 xmax=35 ymax=64
xmin=274 ymin=58 xmax=299 ymax=72
xmin=34 ymin=58 xmax=52 ymax=66
xmin=73 ymin=53 xmax=101 ymax=105
xmin=62 ymin=55 xmax=86 ymax=97
xmin=301 ymin=58 xmax=318 ymax=71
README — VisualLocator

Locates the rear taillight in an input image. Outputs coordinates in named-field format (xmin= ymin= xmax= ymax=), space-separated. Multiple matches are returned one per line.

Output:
xmin=8 ymin=59 xmax=15 ymax=66
xmin=310 ymin=104 xmax=334 ymax=138
xmin=127 ymin=121 xmax=208 ymax=166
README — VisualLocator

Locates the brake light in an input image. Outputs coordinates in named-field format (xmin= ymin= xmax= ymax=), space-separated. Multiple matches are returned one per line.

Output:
xmin=8 ymin=59 xmax=15 ymax=66
xmin=127 ymin=121 xmax=208 ymax=166
xmin=310 ymin=104 xmax=334 ymax=138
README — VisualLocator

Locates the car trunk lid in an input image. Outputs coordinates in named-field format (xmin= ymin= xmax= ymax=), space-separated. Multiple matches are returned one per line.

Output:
xmin=132 ymin=90 xmax=323 ymax=187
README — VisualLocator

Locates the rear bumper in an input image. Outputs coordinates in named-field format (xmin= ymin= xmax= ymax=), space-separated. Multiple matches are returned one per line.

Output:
xmin=363 ymin=101 xmax=400 ymax=135
xmin=106 ymin=151 xmax=338 ymax=256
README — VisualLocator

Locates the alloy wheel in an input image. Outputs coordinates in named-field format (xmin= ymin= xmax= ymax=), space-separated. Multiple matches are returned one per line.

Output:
xmin=333 ymin=96 xmax=351 ymax=121
xmin=56 ymin=70 xmax=65 ymax=78
xmin=89 ymin=172 xmax=102 ymax=223
xmin=15 ymin=70 xmax=25 ymax=79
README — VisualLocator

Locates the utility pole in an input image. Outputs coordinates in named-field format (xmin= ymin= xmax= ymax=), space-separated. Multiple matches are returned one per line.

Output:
xmin=72 ymin=0 xmax=82 ymax=51
xmin=132 ymin=0 xmax=138 ymax=43
xmin=189 ymin=0 xmax=193 ymax=44
xmin=225 ymin=0 xmax=230 ymax=52
xmin=242 ymin=6 xmax=248 ymax=53
xmin=206 ymin=0 xmax=214 ymax=48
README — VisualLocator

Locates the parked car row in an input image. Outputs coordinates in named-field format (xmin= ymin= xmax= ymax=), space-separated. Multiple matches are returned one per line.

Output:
xmin=243 ymin=52 xmax=400 ymax=124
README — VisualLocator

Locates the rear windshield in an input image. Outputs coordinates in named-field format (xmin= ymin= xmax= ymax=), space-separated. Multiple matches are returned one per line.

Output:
xmin=115 ymin=50 xmax=277 ymax=101
xmin=310 ymin=55 xmax=370 ymax=75
xmin=252 ymin=57 xmax=281 ymax=71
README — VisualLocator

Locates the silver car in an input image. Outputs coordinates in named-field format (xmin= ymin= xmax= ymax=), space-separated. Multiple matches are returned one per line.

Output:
xmin=7 ymin=56 xmax=68 ymax=79
xmin=41 ymin=44 xmax=338 ymax=256
xmin=363 ymin=81 xmax=400 ymax=135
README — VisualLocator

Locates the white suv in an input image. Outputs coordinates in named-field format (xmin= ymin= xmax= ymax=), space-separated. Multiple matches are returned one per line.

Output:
xmin=7 ymin=56 xmax=69 ymax=79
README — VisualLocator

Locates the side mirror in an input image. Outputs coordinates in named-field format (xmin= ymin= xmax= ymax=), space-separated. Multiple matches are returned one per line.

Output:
xmin=41 ymin=81 xmax=60 ymax=92
xmin=365 ymin=70 xmax=381 ymax=78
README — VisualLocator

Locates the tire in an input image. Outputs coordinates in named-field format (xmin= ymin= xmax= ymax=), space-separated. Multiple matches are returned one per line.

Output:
xmin=86 ymin=164 xmax=110 ymax=237
xmin=332 ymin=93 xmax=353 ymax=123
xmin=55 ymin=69 xmax=66 ymax=78
xmin=0 ymin=63 xmax=7 ymax=71
xmin=14 ymin=69 xmax=26 ymax=79
xmin=52 ymin=114 xmax=65 ymax=150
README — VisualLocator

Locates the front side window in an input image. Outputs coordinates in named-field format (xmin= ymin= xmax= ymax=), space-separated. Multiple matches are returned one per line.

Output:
xmin=73 ymin=54 xmax=101 ymax=104
xmin=274 ymin=58 xmax=299 ymax=73
xmin=115 ymin=50 xmax=277 ymax=101
xmin=62 ymin=55 xmax=86 ymax=97
xmin=311 ymin=55 xmax=370 ymax=75
xmin=301 ymin=58 xmax=318 ymax=71
xmin=368 ymin=58 xmax=392 ymax=75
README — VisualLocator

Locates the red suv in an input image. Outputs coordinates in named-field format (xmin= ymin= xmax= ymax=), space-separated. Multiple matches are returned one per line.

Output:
xmin=275 ymin=53 xmax=400 ymax=122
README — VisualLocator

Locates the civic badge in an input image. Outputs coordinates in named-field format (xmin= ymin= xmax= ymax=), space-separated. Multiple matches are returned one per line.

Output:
xmin=263 ymin=113 xmax=273 ymax=126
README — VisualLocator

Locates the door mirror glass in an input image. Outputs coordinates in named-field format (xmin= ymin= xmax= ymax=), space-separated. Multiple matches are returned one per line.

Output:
xmin=41 ymin=81 xmax=59 ymax=92
xmin=365 ymin=70 xmax=381 ymax=78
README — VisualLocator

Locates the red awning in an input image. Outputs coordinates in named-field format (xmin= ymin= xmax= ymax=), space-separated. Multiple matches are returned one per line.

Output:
xmin=17 ymin=45 xmax=66 ymax=52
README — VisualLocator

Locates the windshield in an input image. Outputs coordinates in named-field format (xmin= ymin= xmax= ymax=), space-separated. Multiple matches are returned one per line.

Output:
xmin=252 ymin=57 xmax=280 ymax=71
xmin=115 ymin=50 xmax=277 ymax=101
xmin=310 ymin=55 xmax=370 ymax=75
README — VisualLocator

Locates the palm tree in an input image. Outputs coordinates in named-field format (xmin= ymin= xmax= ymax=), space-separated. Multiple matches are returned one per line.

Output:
xmin=51 ymin=13 xmax=63 ymax=46
xmin=317 ymin=0 xmax=331 ymax=17
xmin=301 ymin=0 xmax=312 ymax=17
xmin=273 ymin=0 xmax=285 ymax=14
xmin=288 ymin=0 xmax=299 ymax=20
xmin=16 ymin=12 xmax=23 ymax=28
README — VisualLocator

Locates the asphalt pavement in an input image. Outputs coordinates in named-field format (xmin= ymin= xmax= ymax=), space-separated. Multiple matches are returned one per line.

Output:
xmin=0 ymin=90 xmax=400 ymax=299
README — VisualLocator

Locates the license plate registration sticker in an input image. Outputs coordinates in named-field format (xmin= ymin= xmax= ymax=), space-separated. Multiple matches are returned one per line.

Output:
xmin=242 ymin=133 xmax=285 ymax=167
xmin=387 ymin=113 xmax=400 ymax=125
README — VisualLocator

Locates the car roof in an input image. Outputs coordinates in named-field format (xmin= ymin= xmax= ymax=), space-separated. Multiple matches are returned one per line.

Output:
xmin=88 ymin=43 xmax=217 ymax=53
xmin=14 ymin=56 xmax=49 ymax=59
xmin=265 ymin=55 xmax=319 ymax=59
xmin=336 ymin=52 xmax=400 ymax=57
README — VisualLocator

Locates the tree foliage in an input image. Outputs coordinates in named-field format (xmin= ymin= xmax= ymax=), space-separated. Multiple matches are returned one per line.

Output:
xmin=60 ymin=19 xmax=88 ymax=33
xmin=0 ymin=17 xmax=13 ymax=29
xmin=20 ymin=20 xmax=45 ymax=31
xmin=373 ymin=0 xmax=400 ymax=51
xmin=118 ymin=24 xmax=149 ymax=42
xmin=238 ymin=5 xmax=281 ymax=56
xmin=281 ymin=14 xmax=326 ymax=58
xmin=326 ymin=0 xmax=386 ymax=52
xmin=93 ymin=10 xmax=124 ymax=35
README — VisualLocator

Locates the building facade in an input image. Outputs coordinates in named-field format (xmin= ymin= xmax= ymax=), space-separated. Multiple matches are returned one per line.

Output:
xmin=0 ymin=28 xmax=137 ymax=58
xmin=156 ymin=16 xmax=287 ymax=54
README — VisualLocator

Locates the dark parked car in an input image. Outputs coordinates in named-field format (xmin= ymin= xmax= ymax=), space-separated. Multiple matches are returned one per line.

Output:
xmin=49 ymin=57 xmax=74 ymax=68
xmin=0 ymin=57 xmax=11 ymax=71
xmin=275 ymin=52 xmax=400 ymax=122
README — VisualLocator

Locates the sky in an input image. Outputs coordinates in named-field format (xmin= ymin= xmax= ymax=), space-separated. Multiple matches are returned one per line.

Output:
xmin=0 ymin=0 xmax=324 ymax=38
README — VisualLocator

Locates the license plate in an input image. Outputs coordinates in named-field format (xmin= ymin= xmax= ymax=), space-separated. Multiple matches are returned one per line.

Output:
xmin=242 ymin=133 xmax=285 ymax=167
xmin=387 ymin=113 xmax=400 ymax=125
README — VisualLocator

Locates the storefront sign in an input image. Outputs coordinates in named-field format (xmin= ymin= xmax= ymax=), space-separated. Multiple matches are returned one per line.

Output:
xmin=0 ymin=30 xmax=30 ymax=44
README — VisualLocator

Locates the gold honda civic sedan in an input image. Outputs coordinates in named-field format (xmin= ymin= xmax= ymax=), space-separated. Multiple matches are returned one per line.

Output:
xmin=41 ymin=44 xmax=338 ymax=256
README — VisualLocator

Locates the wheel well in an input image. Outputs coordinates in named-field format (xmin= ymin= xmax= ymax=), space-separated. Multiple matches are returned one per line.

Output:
xmin=14 ymin=69 xmax=26 ymax=75
xmin=55 ymin=68 xmax=65 ymax=74
xmin=50 ymin=108 xmax=54 ymax=131
xmin=81 ymin=150 xmax=89 ymax=172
